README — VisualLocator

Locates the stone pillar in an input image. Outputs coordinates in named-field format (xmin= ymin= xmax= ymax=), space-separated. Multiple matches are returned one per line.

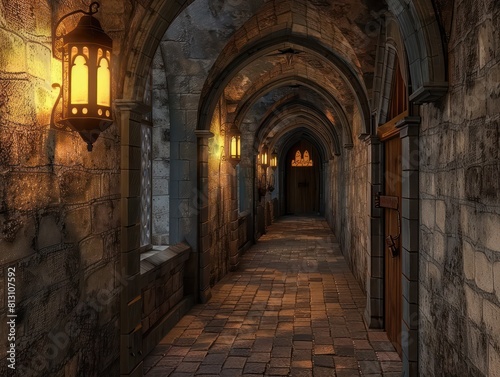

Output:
xmin=115 ymin=100 xmax=149 ymax=377
xmin=365 ymin=135 xmax=385 ymax=329
xmin=229 ymin=163 xmax=239 ymax=271
xmin=397 ymin=116 xmax=421 ymax=377
xmin=195 ymin=130 xmax=213 ymax=303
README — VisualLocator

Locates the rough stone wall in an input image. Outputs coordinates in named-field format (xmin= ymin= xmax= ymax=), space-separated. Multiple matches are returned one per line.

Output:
xmin=237 ymin=211 xmax=252 ymax=251
xmin=158 ymin=0 xmax=263 ymax=285
xmin=419 ymin=1 xmax=500 ymax=375
xmin=152 ymin=47 xmax=171 ymax=246
xmin=141 ymin=247 xmax=189 ymax=335
xmin=208 ymin=100 xmax=234 ymax=285
xmin=0 ymin=1 xmax=126 ymax=375
xmin=325 ymin=112 xmax=369 ymax=293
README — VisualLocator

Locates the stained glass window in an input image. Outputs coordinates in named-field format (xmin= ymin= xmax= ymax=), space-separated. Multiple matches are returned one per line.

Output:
xmin=140 ymin=123 xmax=152 ymax=248
xmin=291 ymin=149 xmax=313 ymax=167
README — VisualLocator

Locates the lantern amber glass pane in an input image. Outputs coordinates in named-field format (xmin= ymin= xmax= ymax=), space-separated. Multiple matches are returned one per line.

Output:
xmin=71 ymin=55 xmax=89 ymax=105
xmin=237 ymin=137 xmax=240 ymax=157
xmin=231 ymin=136 xmax=237 ymax=158
xmin=97 ymin=58 xmax=111 ymax=107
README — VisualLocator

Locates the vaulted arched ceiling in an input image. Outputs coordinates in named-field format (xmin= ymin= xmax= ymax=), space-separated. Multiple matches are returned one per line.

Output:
xmin=191 ymin=0 xmax=385 ymax=151
xmin=127 ymin=0 xmax=447 ymax=162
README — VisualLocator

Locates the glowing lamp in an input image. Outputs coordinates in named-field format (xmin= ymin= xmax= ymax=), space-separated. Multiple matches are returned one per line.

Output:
xmin=259 ymin=145 xmax=269 ymax=168
xmin=51 ymin=2 xmax=113 ymax=151
xmin=228 ymin=124 xmax=241 ymax=167
xmin=270 ymin=149 xmax=278 ymax=169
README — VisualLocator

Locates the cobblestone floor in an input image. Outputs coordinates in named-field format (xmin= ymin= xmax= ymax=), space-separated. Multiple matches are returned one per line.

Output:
xmin=144 ymin=216 xmax=402 ymax=376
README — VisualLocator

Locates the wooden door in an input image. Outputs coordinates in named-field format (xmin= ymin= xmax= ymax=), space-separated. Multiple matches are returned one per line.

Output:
xmin=384 ymin=136 xmax=402 ymax=355
xmin=286 ymin=141 xmax=319 ymax=214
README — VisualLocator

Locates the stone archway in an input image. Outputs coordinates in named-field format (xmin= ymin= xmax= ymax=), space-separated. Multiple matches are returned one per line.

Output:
xmin=116 ymin=1 xmax=448 ymax=376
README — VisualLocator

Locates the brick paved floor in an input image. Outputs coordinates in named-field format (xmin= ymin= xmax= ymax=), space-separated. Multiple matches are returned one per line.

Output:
xmin=144 ymin=216 xmax=402 ymax=376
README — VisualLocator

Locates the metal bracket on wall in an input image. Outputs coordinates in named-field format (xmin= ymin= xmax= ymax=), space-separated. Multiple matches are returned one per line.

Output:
xmin=375 ymin=192 xmax=401 ymax=258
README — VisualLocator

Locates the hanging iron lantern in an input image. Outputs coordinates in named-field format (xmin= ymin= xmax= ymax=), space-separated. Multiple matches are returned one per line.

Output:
xmin=51 ymin=2 xmax=113 ymax=151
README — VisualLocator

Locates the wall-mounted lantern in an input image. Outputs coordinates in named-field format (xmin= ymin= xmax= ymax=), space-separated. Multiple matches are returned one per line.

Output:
xmin=258 ymin=174 xmax=267 ymax=199
xmin=270 ymin=149 xmax=278 ymax=169
xmin=227 ymin=123 xmax=241 ymax=167
xmin=51 ymin=2 xmax=113 ymax=151
xmin=259 ymin=145 xmax=269 ymax=168
xmin=267 ymin=173 xmax=275 ymax=192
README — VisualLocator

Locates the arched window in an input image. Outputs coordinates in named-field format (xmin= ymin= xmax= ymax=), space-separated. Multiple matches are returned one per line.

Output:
xmin=291 ymin=149 xmax=313 ymax=167
xmin=140 ymin=50 xmax=171 ymax=252
xmin=140 ymin=73 xmax=153 ymax=251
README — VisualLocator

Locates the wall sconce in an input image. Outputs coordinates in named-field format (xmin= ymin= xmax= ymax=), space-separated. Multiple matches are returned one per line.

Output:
xmin=270 ymin=149 xmax=278 ymax=169
xmin=258 ymin=174 xmax=267 ymax=199
xmin=267 ymin=173 xmax=275 ymax=192
xmin=220 ymin=145 xmax=226 ymax=162
xmin=259 ymin=145 xmax=269 ymax=168
xmin=51 ymin=2 xmax=113 ymax=151
xmin=227 ymin=123 xmax=241 ymax=167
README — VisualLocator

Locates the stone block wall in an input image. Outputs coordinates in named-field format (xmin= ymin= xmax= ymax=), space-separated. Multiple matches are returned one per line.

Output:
xmin=419 ymin=1 xmax=500 ymax=375
xmin=140 ymin=244 xmax=193 ymax=355
xmin=207 ymin=100 xmax=235 ymax=285
xmin=0 ymin=1 xmax=128 ymax=375
xmin=237 ymin=211 xmax=252 ymax=253
xmin=325 ymin=112 xmax=370 ymax=293
xmin=156 ymin=0 xmax=262 ymax=270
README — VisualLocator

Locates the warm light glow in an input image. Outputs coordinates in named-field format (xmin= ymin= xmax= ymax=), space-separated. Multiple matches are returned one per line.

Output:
xmin=270 ymin=155 xmax=277 ymax=168
xmin=52 ymin=8 xmax=114 ymax=151
xmin=230 ymin=135 xmax=240 ymax=159
xmin=260 ymin=150 xmax=268 ymax=166
xmin=97 ymin=57 xmax=111 ymax=106
xmin=70 ymin=55 xmax=89 ymax=104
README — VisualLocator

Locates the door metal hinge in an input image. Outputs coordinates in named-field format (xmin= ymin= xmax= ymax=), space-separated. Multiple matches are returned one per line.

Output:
xmin=375 ymin=192 xmax=401 ymax=258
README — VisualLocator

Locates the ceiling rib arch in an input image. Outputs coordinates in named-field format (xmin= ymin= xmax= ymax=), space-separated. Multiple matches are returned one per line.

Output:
xmin=278 ymin=128 xmax=329 ymax=168
xmin=198 ymin=30 xmax=371 ymax=136
xmin=120 ymin=0 xmax=194 ymax=99
xmin=255 ymin=101 xmax=342 ymax=158
xmin=234 ymin=75 xmax=353 ymax=149
xmin=386 ymin=0 xmax=448 ymax=103
xmin=264 ymin=117 xmax=339 ymax=161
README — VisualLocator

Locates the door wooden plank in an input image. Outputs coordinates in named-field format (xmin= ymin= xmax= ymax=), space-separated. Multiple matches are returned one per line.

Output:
xmin=384 ymin=136 xmax=403 ymax=356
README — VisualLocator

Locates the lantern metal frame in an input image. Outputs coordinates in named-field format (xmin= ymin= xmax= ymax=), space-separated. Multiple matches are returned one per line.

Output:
xmin=259 ymin=145 xmax=269 ymax=168
xmin=270 ymin=149 xmax=278 ymax=169
xmin=50 ymin=2 xmax=113 ymax=151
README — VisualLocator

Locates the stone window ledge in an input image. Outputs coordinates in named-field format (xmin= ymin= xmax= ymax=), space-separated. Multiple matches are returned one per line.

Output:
xmin=140 ymin=243 xmax=191 ymax=281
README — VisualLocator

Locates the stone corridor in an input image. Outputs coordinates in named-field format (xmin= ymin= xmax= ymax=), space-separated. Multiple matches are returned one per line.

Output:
xmin=143 ymin=217 xmax=402 ymax=377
